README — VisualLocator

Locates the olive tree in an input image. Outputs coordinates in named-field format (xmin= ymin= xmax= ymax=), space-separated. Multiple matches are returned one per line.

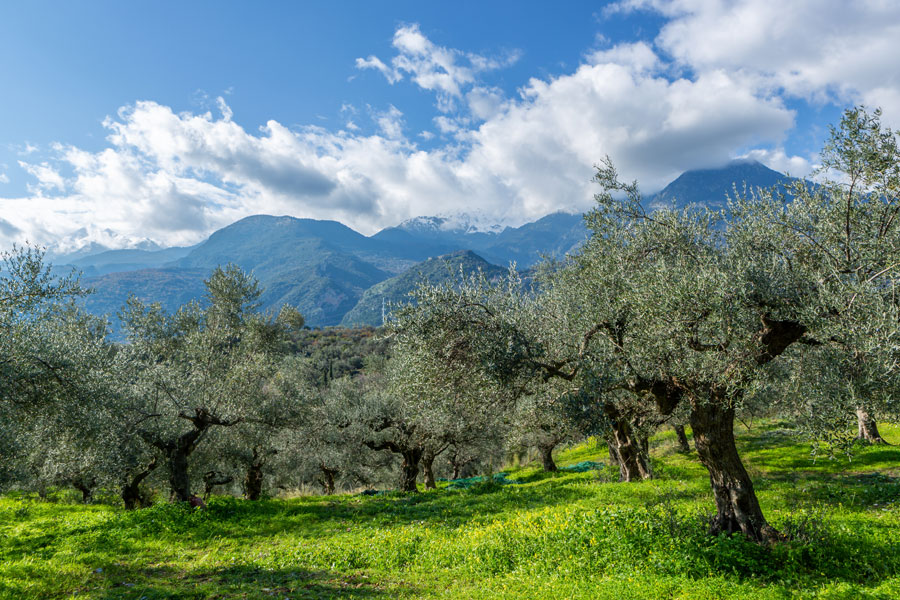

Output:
xmin=567 ymin=106 xmax=900 ymax=543
xmin=0 ymin=246 xmax=116 ymax=496
xmin=282 ymin=373 xmax=393 ymax=494
xmin=344 ymin=333 xmax=511 ymax=492
xmin=0 ymin=246 xmax=104 ymax=410
xmin=391 ymin=267 xmax=660 ymax=483
xmin=738 ymin=107 xmax=900 ymax=449
xmin=115 ymin=265 xmax=302 ymax=502
xmin=507 ymin=380 xmax=604 ymax=472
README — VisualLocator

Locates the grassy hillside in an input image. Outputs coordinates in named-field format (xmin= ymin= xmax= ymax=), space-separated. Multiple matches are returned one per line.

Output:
xmin=3 ymin=423 xmax=900 ymax=599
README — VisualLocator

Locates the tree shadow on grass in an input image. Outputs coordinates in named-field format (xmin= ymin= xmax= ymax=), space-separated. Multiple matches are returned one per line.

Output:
xmin=92 ymin=565 xmax=415 ymax=599
xmin=184 ymin=478 xmax=597 ymax=536
xmin=761 ymin=470 xmax=900 ymax=509
xmin=749 ymin=448 xmax=900 ymax=472
xmin=3 ymin=480 xmax=600 ymax=567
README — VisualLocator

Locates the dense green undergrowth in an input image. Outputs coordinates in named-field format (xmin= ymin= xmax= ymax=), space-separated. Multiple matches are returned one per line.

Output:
xmin=2 ymin=423 xmax=900 ymax=599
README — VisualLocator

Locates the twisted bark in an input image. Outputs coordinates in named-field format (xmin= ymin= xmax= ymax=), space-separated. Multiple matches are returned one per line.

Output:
xmin=244 ymin=463 xmax=264 ymax=501
xmin=203 ymin=470 xmax=234 ymax=499
xmin=538 ymin=444 xmax=557 ymax=472
xmin=137 ymin=408 xmax=242 ymax=502
xmin=364 ymin=438 xmax=423 ymax=492
xmin=856 ymin=407 xmax=888 ymax=444
xmin=319 ymin=465 xmax=338 ymax=495
xmin=422 ymin=454 xmax=437 ymax=490
xmin=690 ymin=398 xmax=780 ymax=544
xmin=675 ymin=425 xmax=691 ymax=453
xmin=121 ymin=457 xmax=159 ymax=510
xmin=602 ymin=402 xmax=652 ymax=481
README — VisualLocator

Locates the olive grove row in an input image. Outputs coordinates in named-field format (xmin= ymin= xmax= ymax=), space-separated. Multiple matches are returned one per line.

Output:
xmin=0 ymin=255 xmax=588 ymax=507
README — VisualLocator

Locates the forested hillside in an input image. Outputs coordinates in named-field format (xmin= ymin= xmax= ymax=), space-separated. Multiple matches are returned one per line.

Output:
xmin=340 ymin=250 xmax=507 ymax=327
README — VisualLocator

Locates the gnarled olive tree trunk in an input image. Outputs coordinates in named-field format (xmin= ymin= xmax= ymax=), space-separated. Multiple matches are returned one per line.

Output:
xmin=165 ymin=440 xmax=197 ymax=502
xmin=72 ymin=475 xmax=96 ymax=504
xmin=399 ymin=448 xmax=423 ymax=492
xmin=244 ymin=447 xmax=276 ymax=501
xmin=422 ymin=443 xmax=449 ymax=490
xmin=203 ymin=470 xmax=234 ymax=499
xmin=245 ymin=460 xmax=264 ymax=501
xmin=448 ymin=445 xmax=476 ymax=480
xmin=244 ymin=465 xmax=263 ymax=500
xmin=319 ymin=464 xmax=338 ymax=495
xmin=422 ymin=454 xmax=437 ymax=489
xmin=121 ymin=457 xmax=159 ymax=510
xmin=690 ymin=397 xmax=779 ymax=544
xmin=538 ymin=443 xmax=557 ymax=472
xmin=674 ymin=425 xmax=691 ymax=453
xmin=139 ymin=408 xmax=242 ymax=503
xmin=856 ymin=407 xmax=888 ymax=444
xmin=602 ymin=402 xmax=652 ymax=482
xmin=364 ymin=438 xmax=423 ymax=492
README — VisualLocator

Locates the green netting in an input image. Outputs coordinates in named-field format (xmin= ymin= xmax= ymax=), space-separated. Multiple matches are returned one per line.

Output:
xmin=444 ymin=472 xmax=522 ymax=489
xmin=559 ymin=460 xmax=603 ymax=473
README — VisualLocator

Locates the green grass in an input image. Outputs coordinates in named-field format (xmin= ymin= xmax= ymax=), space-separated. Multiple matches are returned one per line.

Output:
xmin=2 ymin=423 xmax=900 ymax=599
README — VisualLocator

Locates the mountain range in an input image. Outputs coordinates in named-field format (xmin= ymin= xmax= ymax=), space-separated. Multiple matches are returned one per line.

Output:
xmin=56 ymin=159 xmax=794 ymax=330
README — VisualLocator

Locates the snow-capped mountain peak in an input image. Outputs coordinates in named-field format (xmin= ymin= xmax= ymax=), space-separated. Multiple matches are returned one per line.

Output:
xmin=45 ymin=227 xmax=163 ymax=262
xmin=397 ymin=210 xmax=508 ymax=236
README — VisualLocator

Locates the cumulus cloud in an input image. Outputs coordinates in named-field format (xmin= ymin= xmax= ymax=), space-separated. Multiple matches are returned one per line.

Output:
xmin=374 ymin=105 xmax=406 ymax=140
xmin=18 ymin=161 xmax=65 ymax=192
xmin=588 ymin=41 xmax=661 ymax=73
xmin=2 ymin=13 xmax=897 ymax=252
xmin=356 ymin=24 xmax=519 ymax=115
xmin=462 ymin=59 xmax=794 ymax=217
xmin=611 ymin=0 xmax=900 ymax=123
xmin=466 ymin=86 xmax=506 ymax=121
xmin=738 ymin=148 xmax=814 ymax=178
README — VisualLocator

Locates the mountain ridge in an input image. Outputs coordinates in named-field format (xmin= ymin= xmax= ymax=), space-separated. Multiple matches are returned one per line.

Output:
xmin=64 ymin=159 xmax=794 ymax=329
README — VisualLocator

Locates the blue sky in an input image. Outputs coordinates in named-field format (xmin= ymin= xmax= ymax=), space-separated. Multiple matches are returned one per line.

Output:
xmin=0 ymin=2 xmax=661 ymax=156
xmin=1 ymin=1 xmax=898 ymax=251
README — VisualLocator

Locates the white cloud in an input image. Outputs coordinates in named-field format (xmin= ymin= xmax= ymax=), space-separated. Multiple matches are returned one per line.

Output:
xmin=434 ymin=115 xmax=463 ymax=135
xmin=3 ymin=15 xmax=896 ymax=252
xmin=355 ymin=55 xmax=401 ymax=84
xmin=216 ymin=96 xmax=233 ymax=121
xmin=17 ymin=160 xmax=65 ymax=192
xmin=462 ymin=59 xmax=794 ymax=218
xmin=588 ymin=41 xmax=660 ymax=73
xmin=612 ymin=0 xmax=900 ymax=122
xmin=0 ymin=173 xmax=8 ymax=184
xmin=466 ymin=86 xmax=506 ymax=121
xmin=375 ymin=105 xmax=406 ymax=139
xmin=738 ymin=148 xmax=813 ymax=178
xmin=356 ymin=24 xmax=519 ymax=116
